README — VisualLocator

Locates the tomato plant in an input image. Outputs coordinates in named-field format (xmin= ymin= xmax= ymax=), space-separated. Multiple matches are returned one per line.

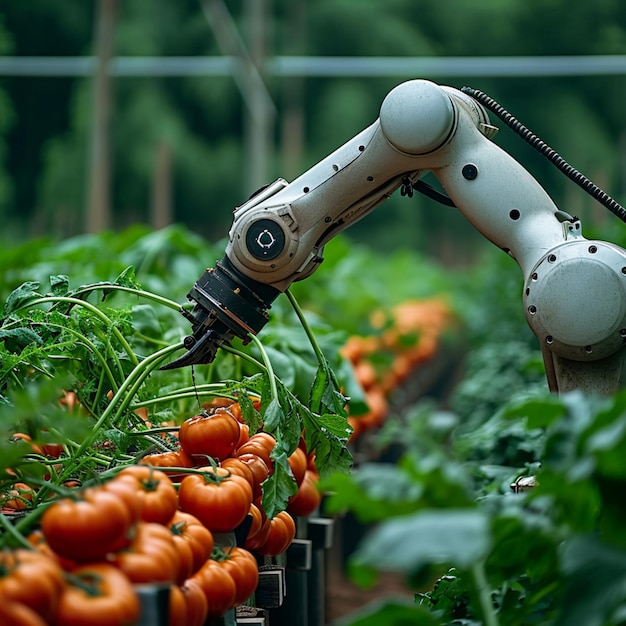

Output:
xmin=0 ymin=227 xmax=365 ymax=622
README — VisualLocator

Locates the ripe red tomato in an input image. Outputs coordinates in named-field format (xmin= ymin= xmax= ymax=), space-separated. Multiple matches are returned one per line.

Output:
xmin=254 ymin=511 xmax=296 ymax=556
xmin=168 ymin=578 xmax=210 ymax=626
xmin=53 ymin=563 xmax=141 ymax=626
xmin=287 ymin=469 xmax=322 ymax=517
xmin=179 ymin=409 xmax=241 ymax=461
xmin=181 ymin=579 xmax=209 ymax=626
xmin=0 ymin=549 xmax=66 ymax=622
xmin=236 ymin=422 xmax=250 ymax=448
xmin=107 ymin=521 xmax=181 ymax=584
xmin=287 ymin=447 xmax=308 ymax=487
xmin=220 ymin=457 xmax=256 ymax=491
xmin=235 ymin=452 xmax=271 ymax=499
xmin=191 ymin=558 xmax=237 ymax=619
xmin=2 ymin=482 xmax=34 ymax=511
xmin=140 ymin=448 xmax=195 ymax=479
xmin=0 ymin=600 xmax=48 ymax=626
xmin=236 ymin=432 xmax=276 ymax=469
xmin=245 ymin=502 xmax=265 ymax=544
xmin=112 ymin=465 xmax=179 ymax=524
xmin=168 ymin=510 xmax=215 ymax=582
xmin=168 ymin=584 xmax=186 ymax=626
xmin=218 ymin=547 xmax=259 ymax=606
xmin=178 ymin=467 xmax=253 ymax=533
xmin=40 ymin=486 xmax=135 ymax=562
xmin=245 ymin=515 xmax=271 ymax=552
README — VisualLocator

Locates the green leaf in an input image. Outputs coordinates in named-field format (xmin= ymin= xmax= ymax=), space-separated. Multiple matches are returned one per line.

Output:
xmin=262 ymin=397 xmax=284 ymax=434
xmin=321 ymin=464 xmax=423 ymax=523
xmin=501 ymin=394 xmax=566 ymax=430
xmin=261 ymin=449 xmax=298 ymax=519
xmin=301 ymin=408 xmax=353 ymax=477
xmin=351 ymin=509 xmax=491 ymax=574
xmin=49 ymin=274 xmax=70 ymax=296
xmin=555 ymin=536 xmax=626 ymax=626
xmin=3 ymin=281 xmax=41 ymax=316
xmin=0 ymin=327 xmax=44 ymax=352
xmin=238 ymin=391 xmax=262 ymax=434
xmin=332 ymin=597 xmax=442 ymax=626
xmin=104 ymin=428 xmax=132 ymax=453
xmin=115 ymin=266 xmax=141 ymax=289
xmin=309 ymin=364 xmax=328 ymax=414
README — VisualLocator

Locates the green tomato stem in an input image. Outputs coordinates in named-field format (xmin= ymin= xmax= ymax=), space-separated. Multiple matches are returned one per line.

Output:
xmin=284 ymin=289 xmax=325 ymax=366
xmin=247 ymin=334 xmax=279 ymax=404
xmin=107 ymin=342 xmax=185 ymax=428
xmin=0 ymin=509 xmax=35 ymax=549
xmin=71 ymin=283 xmax=183 ymax=311
xmin=67 ymin=342 xmax=183 ymax=464
xmin=472 ymin=561 xmax=499 ymax=626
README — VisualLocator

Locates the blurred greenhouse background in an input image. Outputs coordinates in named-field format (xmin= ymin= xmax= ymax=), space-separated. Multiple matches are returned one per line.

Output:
xmin=1 ymin=0 xmax=626 ymax=260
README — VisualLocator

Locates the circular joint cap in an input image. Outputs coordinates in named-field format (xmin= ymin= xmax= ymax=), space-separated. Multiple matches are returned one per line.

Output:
xmin=245 ymin=218 xmax=286 ymax=261
xmin=379 ymin=80 xmax=456 ymax=155
xmin=524 ymin=241 xmax=626 ymax=361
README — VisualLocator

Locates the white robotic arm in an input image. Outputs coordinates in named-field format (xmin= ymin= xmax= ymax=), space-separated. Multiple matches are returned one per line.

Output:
xmin=165 ymin=79 xmax=626 ymax=396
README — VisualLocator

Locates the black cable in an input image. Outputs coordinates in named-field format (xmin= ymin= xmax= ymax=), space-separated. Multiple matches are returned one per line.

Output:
xmin=413 ymin=180 xmax=457 ymax=207
xmin=461 ymin=85 xmax=626 ymax=224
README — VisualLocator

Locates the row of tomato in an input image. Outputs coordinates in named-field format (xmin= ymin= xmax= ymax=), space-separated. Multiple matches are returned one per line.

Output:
xmin=341 ymin=298 xmax=454 ymax=440
xmin=2 ymin=464 xmax=258 ymax=625
xmin=1 ymin=398 xmax=323 ymax=625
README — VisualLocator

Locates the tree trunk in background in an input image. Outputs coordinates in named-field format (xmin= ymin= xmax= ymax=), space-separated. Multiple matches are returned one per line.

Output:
xmin=201 ymin=0 xmax=276 ymax=198
xmin=151 ymin=141 xmax=172 ymax=230
xmin=245 ymin=0 xmax=274 ymax=194
xmin=280 ymin=0 xmax=307 ymax=181
xmin=86 ymin=0 xmax=116 ymax=234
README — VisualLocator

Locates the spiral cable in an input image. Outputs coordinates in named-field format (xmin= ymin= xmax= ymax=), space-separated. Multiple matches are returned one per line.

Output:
xmin=461 ymin=86 xmax=626 ymax=224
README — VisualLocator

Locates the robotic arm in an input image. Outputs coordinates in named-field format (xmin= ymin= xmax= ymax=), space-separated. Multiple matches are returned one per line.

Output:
xmin=164 ymin=79 xmax=626 ymax=396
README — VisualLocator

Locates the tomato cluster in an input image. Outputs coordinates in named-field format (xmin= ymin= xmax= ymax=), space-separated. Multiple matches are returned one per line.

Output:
xmin=0 ymin=467 xmax=251 ymax=625
xmin=0 ymin=397 xmax=324 ymax=624
xmin=341 ymin=298 xmax=453 ymax=440
xmin=142 ymin=399 xmax=322 ymax=550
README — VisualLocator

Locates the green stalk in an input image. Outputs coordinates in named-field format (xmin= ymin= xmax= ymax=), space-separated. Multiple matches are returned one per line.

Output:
xmin=71 ymin=283 xmax=183 ymax=311
xmin=127 ymin=383 xmax=230 ymax=409
xmin=0 ymin=510 xmax=35 ymax=549
xmin=65 ymin=342 xmax=183 ymax=468
xmin=472 ymin=561 xmax=499 ymax=626
xmin=246 ymin=335 xmax=279 ymax=404
xmin=284 ymin=288 xmax=343 ymax=393
xmin=107 ymin=342 xmax=185 ymax=428
xmin=285 ymin=289 xmax=325 ymax=366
